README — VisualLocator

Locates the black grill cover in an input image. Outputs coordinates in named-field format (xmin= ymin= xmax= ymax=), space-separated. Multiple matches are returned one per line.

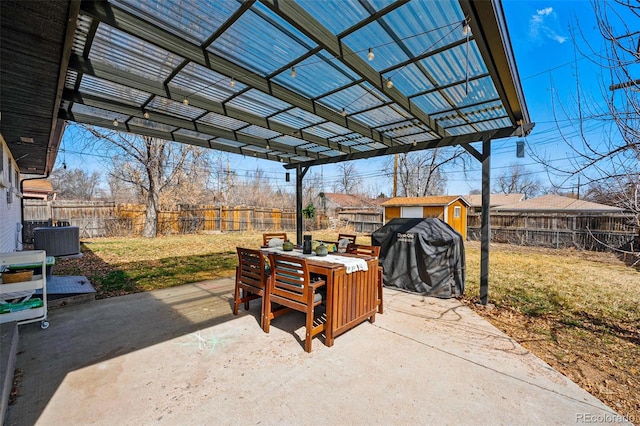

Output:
xmin=372 ymin=218 xmax=465 ymax=298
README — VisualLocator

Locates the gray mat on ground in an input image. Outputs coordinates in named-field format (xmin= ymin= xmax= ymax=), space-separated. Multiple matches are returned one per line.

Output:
xmin=35 ymin=276 xmax=95 ymax=295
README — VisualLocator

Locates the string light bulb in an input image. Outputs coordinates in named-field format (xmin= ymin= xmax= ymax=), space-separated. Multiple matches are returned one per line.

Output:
xmin=413 ymin=140 xmax=417 ymax=147
xmin=462 ymin=21 xmax=470 ymax=36
xmin=143 ymin=110 xmax=150 ymax=119
xmin=183 ymin=98 xmax=189 ymax=106
xmin=367 ymin=48 xmax=375 ymax=61
xmin=113 ymin=119 xmax=119 ymax=127
xmin=230 ymin=77 xmax=235 ymax=88
xmin=290 ymin=66 xmax=296 ymax=78
xmin=341 ymin=107 xmax=347 ymax=117
xmin=386 ymin=78 xmax=393 ymax=89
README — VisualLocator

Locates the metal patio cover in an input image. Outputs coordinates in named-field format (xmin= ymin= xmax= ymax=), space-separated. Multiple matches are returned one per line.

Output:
xmin=1 ymin=0 xmax=532 ymax=175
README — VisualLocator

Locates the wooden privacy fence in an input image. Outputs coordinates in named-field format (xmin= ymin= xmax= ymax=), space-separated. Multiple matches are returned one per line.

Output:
xmin=468 ymin=212 xmax=638 ymax=251
xmin=24 ymin=200 xmax=637 ymax=252
xmin=23 ymin=200 xmax=297 ymax=238
xmin=336 ymin=210 xmax=383 ymax=234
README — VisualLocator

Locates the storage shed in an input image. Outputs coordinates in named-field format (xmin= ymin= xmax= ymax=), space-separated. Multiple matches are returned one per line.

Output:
xmin=382 ymin=196 xmax=469 ymax=240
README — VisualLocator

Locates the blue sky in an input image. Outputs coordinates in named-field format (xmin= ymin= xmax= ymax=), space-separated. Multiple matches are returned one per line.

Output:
xmin=57 ymin=0 xmax=621 ymax=197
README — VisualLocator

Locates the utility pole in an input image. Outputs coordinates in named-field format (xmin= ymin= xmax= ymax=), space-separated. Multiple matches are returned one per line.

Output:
xmin=393 ymin=154 xmax=398 ymax=197
xmin=609 ymin=78 xmax=640 ymax=91
xmin=226 ymin=160 xmax=230 ymax=203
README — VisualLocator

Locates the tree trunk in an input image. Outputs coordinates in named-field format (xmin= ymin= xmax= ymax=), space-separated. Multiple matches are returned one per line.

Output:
xmin=142 ymin=189 xmax=158 ymax=237
xmin=142 ymin=140 xmax=162 ymax=238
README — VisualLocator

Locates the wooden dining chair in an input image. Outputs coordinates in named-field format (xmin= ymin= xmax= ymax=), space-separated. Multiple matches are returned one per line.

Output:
xmin=264 ymin=253 xmax=326 ymax=352
xmin=263 ymin=232 xmax=288 ymax=246
xmin=234 ymin=247 xmax=269 ymax=329
xmin=346 ymin=244 xmax=384 ymax=314
xmin=337 ymin=233 xmax=357 ymax=245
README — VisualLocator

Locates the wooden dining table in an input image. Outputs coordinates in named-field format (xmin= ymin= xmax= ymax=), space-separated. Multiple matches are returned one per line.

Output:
xmin=261 ymin=248 xmax=378 ymax=347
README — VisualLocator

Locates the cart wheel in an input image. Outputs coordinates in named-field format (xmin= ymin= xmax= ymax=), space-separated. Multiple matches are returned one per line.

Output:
xmin=41 ymin=320 xmax=49 ymax=330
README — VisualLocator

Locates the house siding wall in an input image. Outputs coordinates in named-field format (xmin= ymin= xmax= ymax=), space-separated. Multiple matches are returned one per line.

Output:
xmin=0 ymin=138 xmax=22 ymax=253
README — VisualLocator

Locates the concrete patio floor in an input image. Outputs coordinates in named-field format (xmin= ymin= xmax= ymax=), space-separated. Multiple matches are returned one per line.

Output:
xmin=6 ymin=278 xmax=626 ymax=425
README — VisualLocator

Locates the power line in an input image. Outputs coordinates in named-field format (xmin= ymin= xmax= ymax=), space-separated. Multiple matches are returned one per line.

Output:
xmin=55 ymin=146 xmax=597 ymax=189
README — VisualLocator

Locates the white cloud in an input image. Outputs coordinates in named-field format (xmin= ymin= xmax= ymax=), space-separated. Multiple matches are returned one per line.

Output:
xmin=528 ymin=6 xmax=567 ymax=44
xmin=537 ymin=7 xmax=553 ymax=16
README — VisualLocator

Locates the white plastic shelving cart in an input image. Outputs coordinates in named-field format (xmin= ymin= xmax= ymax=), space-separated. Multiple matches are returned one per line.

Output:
xmin=0 ymin=250 xmax=49 ymax=329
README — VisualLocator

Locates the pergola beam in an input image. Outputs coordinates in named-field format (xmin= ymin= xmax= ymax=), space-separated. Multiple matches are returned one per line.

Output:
xmin=479 ymin=136 xmax=492 ymax=305
xmin=62 ymin=90 xmax=331 ymax=161
xmin=282 ymin=126 xmax=521 ymax=169
xmin=59 ymin=110 xmax=296 ymax=162
xmin=295 ymin=165 xmax=310 ymax=245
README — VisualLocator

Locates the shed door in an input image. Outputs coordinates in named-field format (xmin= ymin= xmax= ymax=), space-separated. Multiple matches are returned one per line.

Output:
xmin=401 ymin=206 xmax=423 ymax=218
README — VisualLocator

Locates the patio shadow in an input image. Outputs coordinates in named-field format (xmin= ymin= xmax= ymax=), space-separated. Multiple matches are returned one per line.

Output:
xmin=8 ymin=274 xmax=243 ymax=425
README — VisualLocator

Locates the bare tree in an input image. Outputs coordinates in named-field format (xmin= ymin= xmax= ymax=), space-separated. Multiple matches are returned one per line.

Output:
xmin=303 ymin=170 xmax=324 ymax=208
xmin=386 ymin=148 xmax=467 ymax=197
xmin=234 ymin=167 xmax=274 ymax=207
xmin=81 ymin=125 xmax=212 ymax=237
xmin=107 ymin=173 xmax=138 ymax=204
xmin=332 ymin=162 xmax=362 ymax=193
xmin=584 ymin=174 xmax=638 ymax=213
xmin=493 ymin=163 xmax=544 ymax=198
xmin=49 ymin=167 xmax=101 ymax=200
xmin=161 ymin=154 xmax=213 ymax=205
xmin=531 ymin=1 xmax=639 ymax=225
xmin=210 ymin=155 xmax=237 ymax=204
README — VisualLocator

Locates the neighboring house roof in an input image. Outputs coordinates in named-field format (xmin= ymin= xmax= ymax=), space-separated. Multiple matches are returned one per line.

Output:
xmin=493 ymin=194 xmax=625 ymax=213
xmin=382 ymin=196 xmax=470 ymax=207
xmin=22 ymin=179 xmax=55 ymax=195
xmin=370 ymin=197 xmax=391 ymax=207
xmin=464 ymin=193 xmax=525 ymax=207
xmin=321 ymin=193 xmax=376 ymax=208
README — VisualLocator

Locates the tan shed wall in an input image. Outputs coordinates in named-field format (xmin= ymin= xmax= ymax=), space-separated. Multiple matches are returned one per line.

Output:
xmin=384 ymin=206 xmax=401 ymax=223
xmin=446 ymin=200 xmax=467 ymax=239
xmin=422 ymin=206 xmax=444 ymax=219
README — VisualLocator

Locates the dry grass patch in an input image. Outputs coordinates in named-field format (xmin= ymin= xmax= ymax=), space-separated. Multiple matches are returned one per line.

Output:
xmin=463 ymin=241 xmax=639 ymax=419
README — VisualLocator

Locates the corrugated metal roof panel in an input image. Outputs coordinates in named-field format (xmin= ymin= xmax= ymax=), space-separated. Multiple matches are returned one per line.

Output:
xmin=90 ymin=24 xmax=184 ymax=82
xmin=113 ymin=0 xmax=241 ymax=45
xmin=207 ymin=2 xmax=316 ymax=76
xmin=198 ymin=112 xmax=247 ymax=131
xmin=79 ymin=76 xmax=149 ymax=106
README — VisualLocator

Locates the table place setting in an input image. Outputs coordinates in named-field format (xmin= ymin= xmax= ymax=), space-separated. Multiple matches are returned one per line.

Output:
xmin=261 ymin=247 xmax=368 ymax=273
